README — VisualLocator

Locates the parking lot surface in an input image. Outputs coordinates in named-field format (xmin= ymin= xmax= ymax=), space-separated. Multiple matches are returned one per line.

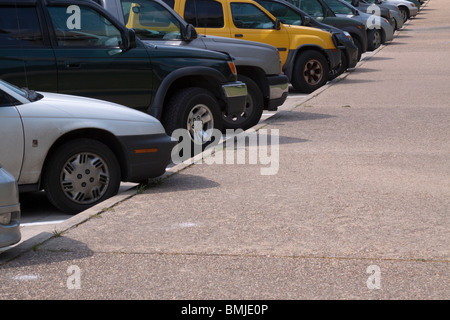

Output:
xmin=0 ymin=0 xmax=448 ymax=301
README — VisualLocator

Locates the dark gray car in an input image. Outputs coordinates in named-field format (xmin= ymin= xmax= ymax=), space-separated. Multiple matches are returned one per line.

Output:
xmin=0 ymin=164 xmax=21 ymax=249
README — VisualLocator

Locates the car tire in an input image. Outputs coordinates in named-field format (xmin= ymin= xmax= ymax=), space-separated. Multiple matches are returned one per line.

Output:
xmin=162 ymin=87 xmax=223 ymax=158
xmin=367 ymin=29 xmax=382 ymax=51
xmin=399 ymin=7 xmax=408 ymax=23
xmin=43 ymin=139 xmax=121 ymax=214
xmin=291 ymin=50 xmax=329 ymax=93
xmin=222 ymin=75 xmax=264 ymax=131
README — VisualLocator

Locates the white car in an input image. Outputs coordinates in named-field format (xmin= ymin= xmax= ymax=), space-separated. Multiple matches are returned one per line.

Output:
xmin=381 ymin=0 xmax=419 ymax=22
xmin=0 ymin=80 xmax=176 ymax=214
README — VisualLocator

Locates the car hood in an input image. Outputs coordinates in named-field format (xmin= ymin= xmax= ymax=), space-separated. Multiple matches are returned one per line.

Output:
xmin=19 ymin=92 xmax=161 ymax=125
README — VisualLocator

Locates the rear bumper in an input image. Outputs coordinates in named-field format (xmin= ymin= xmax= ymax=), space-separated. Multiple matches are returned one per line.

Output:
xmin=118 ymin=133 xmax=177 ymax=183
xmin=266 ymin=74 xmax=289 ymax=111
xmin=222 ymin=81 xmax=248 ymax=116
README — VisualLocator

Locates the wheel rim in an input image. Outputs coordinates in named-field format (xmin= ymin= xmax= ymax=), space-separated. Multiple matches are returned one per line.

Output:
xmin=400 ymin=9 xmax=407 ymax=22
xmin=60 ymin=152 xmax=110 ymax=205
xmin=187 ymin=104 xmax=214 ymax=144
xmin=303 ymin=59 xmax=324 ymax=86
xmin=372 ymin=30 xmax=381 ymax=48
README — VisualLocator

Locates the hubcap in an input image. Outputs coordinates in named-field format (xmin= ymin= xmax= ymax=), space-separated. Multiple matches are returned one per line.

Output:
xmin=60 ymin=153 xmax=110 ymax=204
xmin=187 ymin=104 xmax=214 ymax=144
xmin=303 ymin=59 xmax=324 ymax=86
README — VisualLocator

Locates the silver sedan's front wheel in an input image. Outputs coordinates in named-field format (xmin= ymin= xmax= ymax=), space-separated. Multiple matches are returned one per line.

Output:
xmin=60 ymin=152 xmax=110 ymax=205
xmin=44 ymin=139 xmax=121 ymax=214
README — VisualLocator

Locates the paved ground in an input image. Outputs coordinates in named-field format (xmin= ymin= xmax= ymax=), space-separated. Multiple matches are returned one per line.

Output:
xmin=0 ymin=0 xmax=448 ymax=302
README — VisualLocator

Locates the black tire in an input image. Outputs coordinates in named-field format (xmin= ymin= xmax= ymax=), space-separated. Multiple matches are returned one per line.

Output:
xmin=222 ymin=75 xmax=264 ymax=131
xmin=291 ymin=50 xmax=329 ymax=93
xmin=43 ymin=139 xmax=121 ymax=214
xmin=162 ymin=87 xmax=223 ymax=158
xmin=399 ymin=7 xmax=408 ymax=23
xmin=367 ymin=29 xmax=382 ymax=51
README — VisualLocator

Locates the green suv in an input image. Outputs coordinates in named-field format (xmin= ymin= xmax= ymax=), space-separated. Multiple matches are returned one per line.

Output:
xmin=0 ymin=0 xmax=247 ymax=148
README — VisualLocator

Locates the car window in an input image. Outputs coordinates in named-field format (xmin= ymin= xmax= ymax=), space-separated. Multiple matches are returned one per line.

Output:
xmin=184 ymin=0 xmax=224 ymax=28
xmin=323 ymin=0 xmax=353 ymax=14
xmin=47 ymin=5 xmax=123 ymax=47
xmin=121 ymin=0 xmax=182 ymax=39
xmin=297 ymin=0 xmax=325 ymax=18
xmin=230 ymin=3 xmax=275 ymax=29
xmin=257 ymin=0 xmax=303 ymax=25
xmin=0 ymin=92 xmax=12 ymax=107
xmin=0 ymin=5 xmax=44 ymax=47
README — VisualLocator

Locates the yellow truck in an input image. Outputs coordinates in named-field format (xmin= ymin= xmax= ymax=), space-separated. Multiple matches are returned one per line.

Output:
xmin=166 ymin=0 xmax=341 ymax=93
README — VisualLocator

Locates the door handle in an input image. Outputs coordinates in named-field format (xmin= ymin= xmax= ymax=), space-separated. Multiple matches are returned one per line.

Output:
xmin=65 ymin=62 xmax=81 ymax=69
xmin=234 ymin=34 xmax=243 ymax=38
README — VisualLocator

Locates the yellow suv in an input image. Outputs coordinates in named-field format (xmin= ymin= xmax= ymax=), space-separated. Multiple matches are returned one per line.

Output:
xmin=166 ymin=0 xmax=341 ymax=93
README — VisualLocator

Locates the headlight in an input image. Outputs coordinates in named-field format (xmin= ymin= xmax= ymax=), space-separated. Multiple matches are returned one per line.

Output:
xmin=0 ymin=212 xmax=11 ymax=225
xmin=343 ymin=31 xmax=352 ymax=40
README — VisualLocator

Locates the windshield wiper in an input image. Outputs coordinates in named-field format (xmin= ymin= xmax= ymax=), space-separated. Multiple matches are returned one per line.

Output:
xmin=22 ymin=87 xmax=43 ymax=102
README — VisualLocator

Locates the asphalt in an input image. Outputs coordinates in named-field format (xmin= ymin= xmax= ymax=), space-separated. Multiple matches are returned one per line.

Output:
xmin=0 ymin=0 xmax=448 ymax=302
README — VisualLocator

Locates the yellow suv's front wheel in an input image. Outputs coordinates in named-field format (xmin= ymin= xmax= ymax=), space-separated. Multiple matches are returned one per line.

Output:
xmin=291 ymin=50 xmax=329 ymax=93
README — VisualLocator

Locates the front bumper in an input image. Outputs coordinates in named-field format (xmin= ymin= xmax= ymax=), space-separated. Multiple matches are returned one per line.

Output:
xmin=0 ymin=207 xmax=21 ymax=248
xmin=409 ymin=6 xmax=419 ymax=17
xmin=118 ymin=133 xmax=177 ymax=183
xmin=266 ymin=74 xmax=289 ymax=111
xmin=0 ymin=167 xmax=21 ymax=248
xmin=324 ymin=49 xmax=342 ymax=72
xmin=221 ymin=81 xmax=247 ymax=116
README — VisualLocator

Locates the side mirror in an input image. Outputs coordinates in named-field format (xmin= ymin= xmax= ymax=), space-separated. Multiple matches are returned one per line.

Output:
xmin=123 ymin=28 xmax=136 ymax=51
xmin=353 ymin=8 xmax=359 ymax=16
xmin=274 ymin=19 xmax=281 ymax=30
xmin=303 ymin=15 xmax=311 ymax=26
xmin=184 ymin=24 xmax=198 ymax=41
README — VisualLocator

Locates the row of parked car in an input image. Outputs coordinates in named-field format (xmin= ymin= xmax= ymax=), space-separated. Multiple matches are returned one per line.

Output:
xmin=0 ymin=0 xmax=425 ymax=248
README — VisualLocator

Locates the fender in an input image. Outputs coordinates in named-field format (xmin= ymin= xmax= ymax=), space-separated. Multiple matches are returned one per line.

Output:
xmin=148 ymin=66 xmax=230 ymax=119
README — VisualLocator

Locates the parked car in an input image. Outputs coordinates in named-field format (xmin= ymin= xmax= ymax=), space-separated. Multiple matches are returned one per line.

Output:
xmin=284 ymin=0 xmax=368 ymax=61
xmin=359 ymin=0 xmax=404 ymax=30
xmin=321 ymin=0 xmax=394 ymax=50
xmin=168 ymin=0 xmax=342 ymax=93
xmin=0 ymin=79 xmax=176 ymax=214
xmin=254 ymin=0 xmax=358 ymax=78
xmin=344 ymin=0 xmax=396 ymax=30
xmin=380 ymin=0 xmax=419 ymax=22
xmin=0 ymin=0 xmax=247 ymax=149
xmin=93 ymin=0 xmax=289 ymax=131
xmin=0 ymin=165 xmax=21 ymax=249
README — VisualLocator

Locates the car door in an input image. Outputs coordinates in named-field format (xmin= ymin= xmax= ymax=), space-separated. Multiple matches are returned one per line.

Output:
xmin=0 ymin=92 xmax=24 ymax=181
xmin=45 ymin=2 xmax=153 ymax=111
xmin=226 ymin=1 xmax=290 ymax=65
xmin=0 ymin=3 xmax=57 ymax=92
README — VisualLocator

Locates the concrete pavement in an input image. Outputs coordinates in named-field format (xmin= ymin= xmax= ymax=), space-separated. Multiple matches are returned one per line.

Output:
xmin=0 ymin=0 xmax=448 ymax=301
